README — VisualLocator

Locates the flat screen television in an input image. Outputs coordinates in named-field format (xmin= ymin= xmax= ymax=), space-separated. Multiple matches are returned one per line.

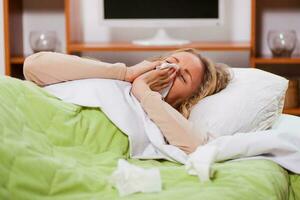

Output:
xmin=100 ymin=0 xmax=224 ymax=45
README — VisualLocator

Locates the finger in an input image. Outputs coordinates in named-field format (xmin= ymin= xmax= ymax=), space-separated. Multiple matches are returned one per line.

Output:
xmin=150 ymin=61 xmax=163 ymax=69
xmin=162 ymin=71 xmax=177 ymax=84
xmin=158 ymin=67 xmax=175 ymax=78
xmin=151 ymin=79 xmax=168 ymax=88
xmin=150 ymin=82 xmax=162 ymax=91
xmin=158 ymin=69 xmax=176 ymax=82
xmin=152 ymin=78 xmax=167 ymax=86
xmin=147 ymin=68 xmax=169 ymax=82
xmin=145 ymin=67 xmax=174 ymax=85
xmin=139 ymin=60 xmax=154 ymax=70
xmin=159 ymin=76 xmax=175 ymax=86
xmin=136 ymin=60 xmax=162 ymax=75
xmin=156 ymin=76 xmax=173 ymax=87
xmin=160 ymin=82 xmax=172 ymax=89
xmin=167 ymin=68 xmax=177 ymax=76
xmin=155 ymin=82 xmax=171 ymax=91
xmin=147 ymin=70 xmax=163 ymax=84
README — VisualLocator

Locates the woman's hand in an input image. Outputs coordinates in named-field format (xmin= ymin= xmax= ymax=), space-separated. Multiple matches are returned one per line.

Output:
xmin=131 ymin=67 xmax=177 ymax=101
xmin=125 ymin=60 xmax=162 ymax=82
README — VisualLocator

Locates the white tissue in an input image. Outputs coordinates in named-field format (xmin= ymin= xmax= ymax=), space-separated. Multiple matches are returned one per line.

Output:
xmin=156 ymin=62 xmax=178 ymax=70
xmin=185 ymin=145 xmax=218 ymax=182
xmin=109 ymin=159 xmax=162 ymax=196
xmin=155 ymin=62 xmax=179 ymax=98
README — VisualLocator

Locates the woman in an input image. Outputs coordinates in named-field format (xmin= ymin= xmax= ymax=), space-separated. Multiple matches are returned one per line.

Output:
xmin=23 ymin=48 xmax=231 ymax=154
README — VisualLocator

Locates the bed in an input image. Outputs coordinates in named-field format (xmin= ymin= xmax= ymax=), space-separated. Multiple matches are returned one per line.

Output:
xmin=0 ymin=76 xmax=299 ymax=200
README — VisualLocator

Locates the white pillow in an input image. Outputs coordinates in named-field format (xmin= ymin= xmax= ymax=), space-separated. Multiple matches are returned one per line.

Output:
xmin=188 ymin=68 xmax=289 ymax=139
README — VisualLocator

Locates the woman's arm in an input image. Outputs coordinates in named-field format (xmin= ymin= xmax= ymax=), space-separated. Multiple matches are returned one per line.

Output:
xmin=132 ymin=71 xmax=212 ymax=154
xmin=140 ymin=90 xmax=211 ymax=154
xmin=23 ymin=51 xmax=128 ymax=86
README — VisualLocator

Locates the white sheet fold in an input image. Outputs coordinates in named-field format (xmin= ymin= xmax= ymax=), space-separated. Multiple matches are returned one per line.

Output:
xmin=186 ymin=128 xmax=300 ymax=182
xmin=44 ymin=78 xmax=300 ymax=182
xmin=44 ymin=79 xmax=187 ymax=163
xmin=109 ymin=159 xmax=162 ymax=196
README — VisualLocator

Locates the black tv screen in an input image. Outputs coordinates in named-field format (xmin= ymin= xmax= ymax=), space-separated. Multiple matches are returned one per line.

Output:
xmin=104 ymin=0 xmax=219 ymax=19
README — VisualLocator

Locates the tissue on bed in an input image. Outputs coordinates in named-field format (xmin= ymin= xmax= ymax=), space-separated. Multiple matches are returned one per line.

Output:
xmin=185 ymin=145 xmax=218 ymax=182
xmin=109 ymin=159 xmax=162 ymax=196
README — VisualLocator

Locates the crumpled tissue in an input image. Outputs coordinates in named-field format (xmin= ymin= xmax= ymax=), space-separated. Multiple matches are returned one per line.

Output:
xmin=185 ymin=145 xmax=218 ymax=182
xmin=109 ymin=159 xmax=162 ymax=196
xmin=156 ymin=62 xmax=179 ymax=99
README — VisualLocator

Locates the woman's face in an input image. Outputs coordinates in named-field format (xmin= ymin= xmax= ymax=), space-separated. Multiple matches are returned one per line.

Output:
xmin=164 ymin=52 xmax=205 ymax=108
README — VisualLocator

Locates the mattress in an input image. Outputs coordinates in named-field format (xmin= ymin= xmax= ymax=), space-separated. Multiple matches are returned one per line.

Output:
xmin=0 ymin=76 xmax=299 ymax=200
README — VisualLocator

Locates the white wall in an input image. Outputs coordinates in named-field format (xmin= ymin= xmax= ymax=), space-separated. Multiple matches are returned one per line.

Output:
xmin=79 ymin=0 xmax=251 ymax=67
xmin=0 ymin=0 xmax=5 ymax=75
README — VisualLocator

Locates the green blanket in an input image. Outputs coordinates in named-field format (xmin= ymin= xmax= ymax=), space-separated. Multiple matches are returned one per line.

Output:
xmin=0 ymin=76 xmax=299 ymax=200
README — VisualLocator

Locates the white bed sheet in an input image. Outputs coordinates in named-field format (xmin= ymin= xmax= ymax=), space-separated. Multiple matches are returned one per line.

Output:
xmin=186 ymin=114 xmax=300 ymax=181
xmin=43 ymin=79 xmax=300 ymax=182
xmin=272 ymin=114 xmax=300 ymax=131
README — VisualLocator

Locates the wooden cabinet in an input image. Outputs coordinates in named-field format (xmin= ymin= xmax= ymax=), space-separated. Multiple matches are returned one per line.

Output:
xmin=250 ymin=0 xmax=300 ymax=115
xmin=3 ymin=0 xmax=66 ymax=78
xmin=3 ymin=0 xmax=250 ymax=79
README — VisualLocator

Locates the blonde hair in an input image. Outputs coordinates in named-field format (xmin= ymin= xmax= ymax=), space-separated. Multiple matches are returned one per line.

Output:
xmin=147 ymin=48 xmax=232 ymax=118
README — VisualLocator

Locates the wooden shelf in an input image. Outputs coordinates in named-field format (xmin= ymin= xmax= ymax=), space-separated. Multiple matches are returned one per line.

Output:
xmin=283 ymin=107 xmax=300 ymax=116
xmin=68 ymin=41 xmax=251 ymax=53
xmin=10 ymin=56 xmax=25 ymax=64
xmin=252 ymin=56 xmax=300 ymax=65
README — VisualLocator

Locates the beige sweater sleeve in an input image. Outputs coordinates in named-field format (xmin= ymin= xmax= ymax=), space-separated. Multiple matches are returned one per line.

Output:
xmin=23 ymin=51 xmax=127 ymax=86
xmin=140 ymin=90 xmax=211 ymax=154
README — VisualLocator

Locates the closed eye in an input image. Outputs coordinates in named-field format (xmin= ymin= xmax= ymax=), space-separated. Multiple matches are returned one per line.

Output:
xmin=166 ymin=59 xmax=175 ymax=64
xmin=166 ymin=56 xmax=178 ymax=64
xmin=180 ymin=74 xmax=186 ymax=83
